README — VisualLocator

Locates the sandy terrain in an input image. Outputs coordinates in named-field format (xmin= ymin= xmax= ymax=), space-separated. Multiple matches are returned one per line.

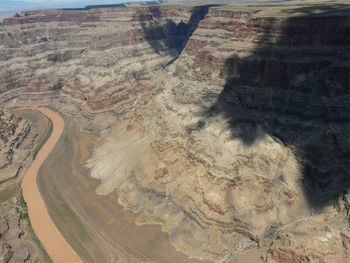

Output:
xmin=21 ymin=107 xmax=82 ymax=263
xmin=37 ymin=113 xmax=209 ymax=263
xmin=2 ymin=2 xmax=349 ymax=261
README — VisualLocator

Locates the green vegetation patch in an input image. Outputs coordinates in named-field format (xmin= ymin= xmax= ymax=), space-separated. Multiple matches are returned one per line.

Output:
xmin=17 ymin=111 xmax=40 ymax=123
xmin=19 ymin=189 xmax=27 ymax=209
xmin=33 ymin=118 xmax=53 ymax=160
xmin=0 ymin=185 xmax=18 ymax=203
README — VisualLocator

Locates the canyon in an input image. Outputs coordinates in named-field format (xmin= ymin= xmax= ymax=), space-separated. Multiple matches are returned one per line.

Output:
xmin=0 ymin=108 xmax=51 ymax=262
xmin=1 ymin=0 xmax=350 ymax=262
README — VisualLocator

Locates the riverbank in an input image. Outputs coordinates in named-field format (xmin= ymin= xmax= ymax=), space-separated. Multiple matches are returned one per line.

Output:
xmin=21 ymin=108 xmax=83 ymax=263
xmin=37 ymin=110 xmax=208 ymax=262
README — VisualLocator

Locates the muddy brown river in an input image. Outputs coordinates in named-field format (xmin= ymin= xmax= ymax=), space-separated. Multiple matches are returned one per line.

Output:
xmin=20 ymin=107 xmax=209 ymax=263
xmin=21 ymin=107 xmax=83 ymax=263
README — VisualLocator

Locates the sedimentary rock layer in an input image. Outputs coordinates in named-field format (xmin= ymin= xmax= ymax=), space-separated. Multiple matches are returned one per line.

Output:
xmin=0 ymin=108 xmax=32 ymax=184
xmin=1 ymin=2 xmax=350 ymax=262
xmin=0 ymin=108 xmax=51 ymax=262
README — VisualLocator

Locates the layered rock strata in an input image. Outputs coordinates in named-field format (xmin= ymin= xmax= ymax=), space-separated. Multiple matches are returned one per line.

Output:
xmin=86 ymin=5 xmax=350 ymax=262
xmin=0 ymin=108 xmax=32 ymax=185
xmin=0 ymin=108 xmax=50 ymax=262
xmin=0 ymin=6 xmax=196 ymax=111
xmin=1 ymin=2 xmax=350 ymax=262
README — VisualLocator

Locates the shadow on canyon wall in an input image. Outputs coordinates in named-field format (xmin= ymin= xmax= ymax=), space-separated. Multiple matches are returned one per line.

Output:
xmin=196 ymin=4 xmax=350 ymax=208
xmin=138 ymin=5 xmax=216 ymax=65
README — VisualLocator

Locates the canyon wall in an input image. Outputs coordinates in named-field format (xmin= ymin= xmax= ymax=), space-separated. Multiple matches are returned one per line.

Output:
xmin=0 ymin=6 xmax=197 ymax=116
xmin=0 ymin=108 xmax=34 ymax=185
xmin=0 ymin=108 xmax=51 ymax=262
xmin=1 ymin=2 xmax=350 ymax=262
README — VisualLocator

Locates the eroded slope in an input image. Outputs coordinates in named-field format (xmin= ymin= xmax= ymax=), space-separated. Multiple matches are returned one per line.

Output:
xmin=1 ymin=2 xmax=350 ymax=263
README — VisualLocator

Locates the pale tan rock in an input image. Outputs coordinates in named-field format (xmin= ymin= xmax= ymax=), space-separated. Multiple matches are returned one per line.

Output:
xmin=1 ymin=2 xmax=350 ymax=263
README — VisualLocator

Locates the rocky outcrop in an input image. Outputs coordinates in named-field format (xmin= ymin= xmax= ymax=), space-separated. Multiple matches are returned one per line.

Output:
xmin=0 ymin=197 xmax=49 ymax=263
xmin=86 ymin=3 xmax=350 ymax=262
xmin=0 ymin=6 xmax=199 ymax=114
xmin=0 ymin=108 xmax=50 ymax=262
xmin=1 ymin=2 xmax=350 ymax=262
xmin=0 ymin=108 xmax=32 ymax=184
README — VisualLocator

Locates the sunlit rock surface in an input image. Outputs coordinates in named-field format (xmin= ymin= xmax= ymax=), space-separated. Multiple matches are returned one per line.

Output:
xmin=1 ymin=1 xmax=350 ymax=262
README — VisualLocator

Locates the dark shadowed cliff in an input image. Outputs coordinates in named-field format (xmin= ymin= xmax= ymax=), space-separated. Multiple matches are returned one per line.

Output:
xmin=1 ymin=2 xmax=350 ymax=263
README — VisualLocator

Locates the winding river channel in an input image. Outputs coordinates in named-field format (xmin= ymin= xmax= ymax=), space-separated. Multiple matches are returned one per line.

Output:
xmin=21 ymin=108 xmax=82 ymax=263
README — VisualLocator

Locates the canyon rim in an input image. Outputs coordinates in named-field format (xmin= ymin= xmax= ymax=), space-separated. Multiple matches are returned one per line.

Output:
xmin=1 ymin=0 xmax=350 ymax=262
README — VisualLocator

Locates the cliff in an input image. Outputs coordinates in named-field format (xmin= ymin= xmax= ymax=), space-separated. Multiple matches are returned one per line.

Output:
xmin=1 ymin=1 xmax=350 ymax=262
xmin=0 ymin=108 xmax=52 ymax=262
xmin=0 ymin=108 xmax=31 ymax=184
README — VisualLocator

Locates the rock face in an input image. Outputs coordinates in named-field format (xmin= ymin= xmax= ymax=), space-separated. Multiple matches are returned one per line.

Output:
xmin=1 ymin=1 xmax=350 ymax=262
xmin=0 ymin=5 xmax=203 ymax=113
xmin=0 ymin=108 xmax=50 ymax=263
xmin=0 ymin=108 xmax=32 ymax=184
xmin=0 ymin=197 xmax=49 ymax=263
